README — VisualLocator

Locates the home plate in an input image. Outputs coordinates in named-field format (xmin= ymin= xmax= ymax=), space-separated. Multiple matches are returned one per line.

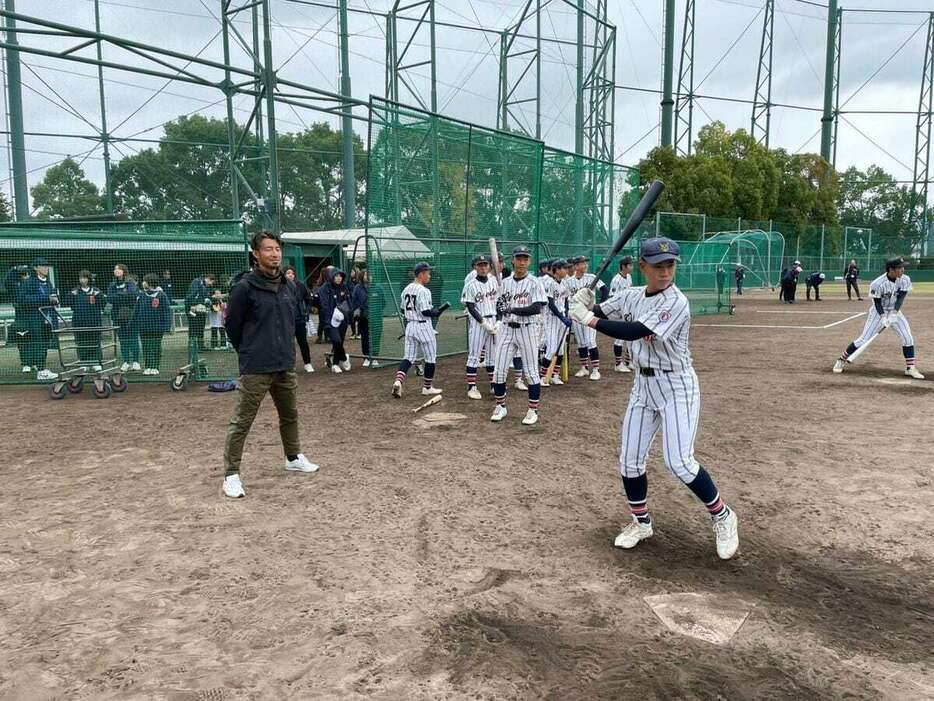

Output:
xmin=413 ymin=412 xmax=467 ymax=428
xmin=644 ymin=593 xmax=753 ymax=645
xmin=875 ymin=378 xmax=933 ymax=389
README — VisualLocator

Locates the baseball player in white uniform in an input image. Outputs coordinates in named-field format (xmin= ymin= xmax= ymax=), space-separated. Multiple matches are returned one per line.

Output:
xmin=392 ymin=263 xmax=448 ymax=398
xmin=461 ymin=254 xmax=499 ymax=399
xmin=491 ymin=245 xmax=547 ymax=425
xmin=538 ymin=258 xmax=572 ymax=386
xmin=569 ymin=236 xmax=740 ymax=560
xmin=609 ymin=256 xmax=634 ymax=373
xmin=565 ymin=255 xmax=606 ymax=380
xmin=833 ymin=257 xmax=924 ymax=378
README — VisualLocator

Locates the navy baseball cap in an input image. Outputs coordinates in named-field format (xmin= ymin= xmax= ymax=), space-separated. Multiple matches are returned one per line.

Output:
xmin=550 ymin=258 xmax=569 ymax=270
xmin=578 ymin=255 xmax=590 ymax=263
xmin=886 ymin=257 xmax=907 ymax=269
xmin=620 ymin=256 xmax=633 ymax=266
xmin=413 ymin=262 xmax=433 ymax=274
xmin=512 ymin=245 xmax=532 ymax=257
xmin=567 ymin=256 xmax=581 ymax=265
xmin=640 ymin=237 xmax=681 ymax=264
xmin=472 ymin=254 xmax=491 ymax=266
xmin=31 ymin=256 xmax=50 ymax=267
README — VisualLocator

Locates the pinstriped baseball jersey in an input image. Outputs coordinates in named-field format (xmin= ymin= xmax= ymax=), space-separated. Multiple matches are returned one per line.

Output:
xmin=499 ymin=273 xmax=546 ymax=324
xmin=610 ymin=272 xmax=632 ymax=296
xmin=564 ymin=272 xmax=605 ymax=296
xmin=600 ymin=284 xmax=692 ymax=372
xmin=401 ymin=282 xmax=433 ymax=321
xmin=461 ymin=275 xmax=498 ymax=316
xmin=869 ymin=273 xmax=911 ymax=312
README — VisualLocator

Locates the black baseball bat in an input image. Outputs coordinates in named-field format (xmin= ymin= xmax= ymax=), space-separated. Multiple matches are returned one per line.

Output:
xmin=588 ymin=179 xmax=665 ymax=291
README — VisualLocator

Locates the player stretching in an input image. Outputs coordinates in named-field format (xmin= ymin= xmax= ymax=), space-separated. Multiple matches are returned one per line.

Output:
xmin=392 ymin=263 xmax=448 ymax=398
xmin=461 ymin=254 xmax=498 ymax=399
xmin=490 ymin=246 xmax=547 ymax=425
xmin=609 ymin=256 xmax=634 ymax=373
xmin=833 ymin=257 xmax=924 ymax=379
xmin=570 ymin=237 xmax=740 ymax=560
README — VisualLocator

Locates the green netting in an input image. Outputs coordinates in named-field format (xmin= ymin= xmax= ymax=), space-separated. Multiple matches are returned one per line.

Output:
xmin=0 ymin=220 xmax=250 ymax=387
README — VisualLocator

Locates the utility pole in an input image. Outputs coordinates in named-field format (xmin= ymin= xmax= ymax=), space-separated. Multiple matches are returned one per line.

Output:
xmin=261 ymin=0 xmax=281 ymax=233
xmin=3 ymin=0 xmax=28 ymax=220
xmin=751 ymin=0 xmax=774 ymax=147
xmin=674 ymin=0 xmax=696 ymax=156
xmin=338 ymin=0 xmax=355 ymax=228
xmin=660 ymin=0 xmax=675 ymax=148
xmin=94 ymin=0 xmax=113 ymax=214
xmin=820 ymin=0 xmax=839 ymax=162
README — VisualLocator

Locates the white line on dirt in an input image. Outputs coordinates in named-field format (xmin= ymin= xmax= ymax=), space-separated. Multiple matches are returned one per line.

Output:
xmin=755 ymin=310 xmax=861 ymax=314
xmin=696 ymin=312 xmax=866 ymax=330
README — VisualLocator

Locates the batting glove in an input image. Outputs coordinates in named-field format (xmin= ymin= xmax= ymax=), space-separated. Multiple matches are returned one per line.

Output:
xmin=481 ymin=320 xmax=497 ymax=335
xmin=882 ymin=314 xmax=892 ymax=328
xmin=573 ymin=287 xmax=595 ymax=309
xmin=569 ymin=299 xmax=595 ymax=326
xmin=561 ymin=316 xmax=572 ymax=329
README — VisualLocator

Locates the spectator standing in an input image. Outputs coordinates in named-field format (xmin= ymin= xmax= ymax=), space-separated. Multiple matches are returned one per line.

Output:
xmin=66 ymin=270 xmax=105 ymax=371
xmin=208 ymin=289 xmax=228 ymax=349
xmin=734 ymin=265 xmax=745 ymax=295
xmin=319 ymin=267 xmax=352 ymax=373
xmin=314 ymin=268 xmax=330 ymax=344
xmin=136 ymin=273 xmax=172 ymax=375
xmin=352 ymin=269 xmax=376 ymax=367
xmin=185 ymin=272 xmax=215 ymax=375
xmin=284 ymin=265 xmax=314 ymax=373
xmin=17 ymin=256 xmax=60 ymax=380
xmin=108 ymin=263 xmax=141 ymax=372
xmin=5 ymin=266 xmax=31 ymax=372
xmin=223 ymin=230 xmax=320 ymax=499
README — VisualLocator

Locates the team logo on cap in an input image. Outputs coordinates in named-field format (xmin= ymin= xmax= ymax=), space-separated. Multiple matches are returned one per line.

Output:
xmin=659 ymin=242 xmax=670 ymax=252
xmin=659 ymin=310 xmax=671 ymax=321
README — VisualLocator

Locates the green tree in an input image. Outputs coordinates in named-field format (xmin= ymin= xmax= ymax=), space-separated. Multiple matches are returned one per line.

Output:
xmin=30 ymin=157 xmax=103 ymax=219
xmin=0 ymin=191 xmax=11 ymax=222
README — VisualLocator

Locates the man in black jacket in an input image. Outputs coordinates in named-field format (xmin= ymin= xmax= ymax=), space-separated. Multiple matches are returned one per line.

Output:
xmin=221 ymin=230 xmax=320 ymax=499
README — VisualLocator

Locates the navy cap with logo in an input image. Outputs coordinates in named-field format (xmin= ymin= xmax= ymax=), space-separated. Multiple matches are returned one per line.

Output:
xmin=885 ymin=257 xmax=908 ymax=270
xmin=413 ymin=262 xmax=433 ymax=275
xmin=31 ymin=256 xmax=51 ymax=267
xmin=567 ymin=256 xmax=581 ymax=265
xmin=550 ymin=258 xmax=569 ymax=270
xmin=640 ymin=237 xmax=681 ymax=264
xmin=577 ymin=255 xmax=590 ymax=263
xmin=512 ymin=245 xmax=532 ymax=257
xmin=472 ymin=254 xmax=491 ymax=266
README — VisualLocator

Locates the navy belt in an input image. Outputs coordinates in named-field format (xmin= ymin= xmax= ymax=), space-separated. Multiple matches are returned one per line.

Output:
xmin=411 ymin=319 xmax=427 ymax=323
xmin=639 ymin=367 xmax=672 ymax=376
xmin=507 ymin=322 xmax=531 ymax=328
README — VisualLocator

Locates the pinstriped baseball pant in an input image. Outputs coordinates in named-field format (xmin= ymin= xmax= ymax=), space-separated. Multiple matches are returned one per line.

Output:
xmin=492 ymin=324 xmax=540 ymax=385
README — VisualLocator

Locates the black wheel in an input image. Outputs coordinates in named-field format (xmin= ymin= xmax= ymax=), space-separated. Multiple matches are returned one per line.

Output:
xmin=111 ymin=374 xmax=128 ymax=392
xmin=171 ymin=374 xmax=188 ymax=392
xmin=92 ymin=380 xmax=112 ymax=399
xmin=49 ymin=382 xmax=67 ymax=400
xmin=729 ymin=305 xmax=736 ymax=316
xmin=66 ymin=376 xmax=84 ymax=394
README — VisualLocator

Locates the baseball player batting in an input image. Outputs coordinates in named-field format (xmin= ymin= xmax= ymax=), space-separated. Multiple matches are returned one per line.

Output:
xmin=569 ymin=236 xmax=740 ymax=560
xmin=392 ymin=262 xmax=448 ymax=398
xmin=832 ymin=257 xmax=924 ymax=378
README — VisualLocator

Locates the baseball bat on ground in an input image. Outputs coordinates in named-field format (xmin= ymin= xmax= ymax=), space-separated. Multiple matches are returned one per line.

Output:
xmin=845 ymin=327 xmax=884 ymax=364
xmin=542 ymin=179 xmax=665 ymax=384
xmin=412 ymin=394 xmax=443 ymax=413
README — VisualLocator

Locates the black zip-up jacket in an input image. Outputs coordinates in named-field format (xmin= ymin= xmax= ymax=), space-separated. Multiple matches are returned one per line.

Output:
xmin=225 ymin=269 xmax=299 ymax=375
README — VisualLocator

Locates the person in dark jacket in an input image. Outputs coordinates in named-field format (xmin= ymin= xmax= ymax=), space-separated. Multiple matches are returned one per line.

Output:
xmin=284 ymin=265 xmax=314 ymax=373
xmin=313 ymin=268 xmax=329 ymax=344
xmin=318 ymin=267 xmax=353 ymax=372
xmin=16 ymin=256 xmax=60 ymax=380
xmin=805 ymin=272 xmax=825 ymax=301
xmin=352 ymin=269 xmax=377 ymax=367
xmin=107 ymin=263 xmax=141 ymax=371
xmin=844 ymin=259 xmax=863 ymax=301
xmin=734 ymin=265 xmax=745 ymax=295
xmin=222 ymin=230 xmax=320 ymax=499
xmin=135 ymin=273 xmax=172 ymax=375
xmin=184 ymin=272 xmax=215 ymax=374
xmin=162 ymin=269 xmax=174 ymax=303
xmin=66 ymin=270 xmax=106 ymax=369
xmin=5 ymin=266 xmax=31 ymax=372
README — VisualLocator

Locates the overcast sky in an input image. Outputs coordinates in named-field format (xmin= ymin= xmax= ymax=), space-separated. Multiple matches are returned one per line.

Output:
xmin=6 ymin=0 xmax=934 ymax=208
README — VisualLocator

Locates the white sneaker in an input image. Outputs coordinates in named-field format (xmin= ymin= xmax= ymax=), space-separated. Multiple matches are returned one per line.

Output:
xmin=421 ymin=386 xmax=442 ymax=396
xmin=832 ymin=358 xmax=845 ymax=374
xmin=392 ymin=379 xmax=402 ymax=398
xmin=467 ymin=387 xmax=482 ymax=400
xmin=490 ymin=405 xmax=507 ymax=422
xmin=285 ymin=454 xmax=320 ymax=473
xmin=223 ymin=474 xmax=245 ymax=498
xmin=521 ymin=409 xmax=539 ymax=425
xmin=142 ymin=368 xmax=152 ymax=376
xmin=713 ymin=508 xmax=739 ymax=560
xmin=370 ymin=360 xmax=380 ymax=368
xmin=514 ymin=378 xmax=528 ymax=391
xmin=590 ymin=369 xmax=601 ymax=381
xmin=551 ymin=376 xmax=564 ymax=386
xmin=614 ymin=517 xmax=654 ymax=549
xmin=131 ymin=362 xmax=141 ymax=372
xmin=340 ymin=360 xmax=351 ymax=371
xmin=574 ymin=367 xmax=590 ymax=378
xmin=21 ymin=365 xmax=31 ymax=373
xmin=150 ymin=369 xmax=160 ymax=376
xmin=120 ymin=362 xmax=130 ymax=372
xmin=36 ymin=369 xmax=58 ymax=381
xmin=304 ymin=363 xmax=314 ymax=373
xmin=905 ymin=366 xmax=925 ymax=379
xmin=91 ymin=365 xmax=102 ymax=372
xmin=331 ymin=364 xmax=342 ymax=374
xmin=362 ymin=359 xmax=371 ymax=367
xmin=614 ymin=364 xmax=631 ymax=373
xmin=540 ymin=378 xmax=550 ymax=387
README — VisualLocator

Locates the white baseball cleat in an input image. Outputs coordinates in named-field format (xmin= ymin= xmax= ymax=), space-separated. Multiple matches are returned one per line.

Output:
xmin=36 ymin=369 xmax=58 ymax=381
xmin=21 ymin=365 xmax=31 ymax=373
xmin=521 ymin=409 xmax=539 ymax=425
xmin=539 ymin=379 xmax=550 ymax=387
xmin=614 ymin=517 xmax=653 ymax=549
xmin=514 ymin=378 xmax=528 ymax=391
xmin=614 ymin=363 xmax=631 ymax=373
xmin=304 ymin=363 xmax=314 ymax=373
xmin=370 ymin=360 xmax=380 ymax=368
xmin=362 ymin=359 xmax=371 ymax=367
xmin=574 ymin=367 xmax=590 ymax=378
xmin=713 ymin=508 xmax=739 ymax=560
xmin=285 ymin=454 xmax=320 ymax=472
xmin=120 ymin=362 xmax=130 ymax=372
xmin=392 ymin=380 xmax=402 ymax=398
xmin=223 ymin=474 xmax=245 ymax=498
xmin=832 ymin=358 xmax=845 ymax=374
xmin=340 ymin=359 xmax=351 ymax=371
xmin=550 ymin=376 xmax=564 ymax=386
xmin=421 ymin=386 xmax=442 ymax=396
xmin=490 ymin=405 xmax=508 ymax=422
xmin=905 ymin=366 xmax=925 ymax=379
xmin=590 ymin=369 xmax=601 ymax=381
xmin=467 ymin=387 xmax=483 ymax=400
xmin=331 ymin=364 xmax=342 ymax=374
xmin=130 ymin=362 xmax=141 ymax=372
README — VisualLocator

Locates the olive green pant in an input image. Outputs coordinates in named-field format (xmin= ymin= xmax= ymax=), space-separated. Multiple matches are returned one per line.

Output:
xmin=224 ymin=370 xmax=301 ymax=476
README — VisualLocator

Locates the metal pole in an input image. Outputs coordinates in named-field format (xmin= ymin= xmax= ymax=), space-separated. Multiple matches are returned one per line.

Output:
xmin=261 ymin=0 xmax=280 ymax=233
xmin=221 ymin=0 xmax=240 ymax=220
xmin=93 ymin=0 xmax=112 ymax=213
xmin=820 ymin=0 xmax=839 ymax=162
xmin=535 ymin=0 xmax=541 ymax=140
xmin=498 ymin=31 xmax=506 ymax=130
xmin=661 ymin=0 xmax=675 ymax=147
xmin=3 ymin=0 xmax=28 ymax=220
xmin=867 ymin=229 xmax=872 ymax=271
xmin=820 ymin=224 xmax=825 ymax=270
xmin=339 ymin=0 xmax=355 ymax=228
xmin=574 ymin=0 xmax=584 ymax=243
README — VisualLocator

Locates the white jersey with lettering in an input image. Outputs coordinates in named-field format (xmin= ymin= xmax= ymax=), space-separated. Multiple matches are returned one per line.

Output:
xmin=541 ymin=274 xmax=570 ymax=359
xmin=610 ymin=272 xmax=632 ymax=297
xmin=492 ymin=274 xmax=546 ymax=384
xmin=461 ymin=275 xmax=499 ymax=367
xmin=599 ymin=284 xmax=701 ymax=483
xmin=850 ymin=273 xmax=914 ymax=348
xmin=564 ymin=273 xmax=603 ymax=350
xmin=400 ymin=282 xmax=437 ymax=363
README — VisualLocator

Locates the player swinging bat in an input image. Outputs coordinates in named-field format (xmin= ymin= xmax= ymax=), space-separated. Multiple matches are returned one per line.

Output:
xmin=541 ymin=179 xmax=666 ymax=384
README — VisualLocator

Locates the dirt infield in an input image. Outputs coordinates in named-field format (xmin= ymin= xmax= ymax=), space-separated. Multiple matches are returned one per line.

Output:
xmin=2 ymin=286 xmax=933 ymax=700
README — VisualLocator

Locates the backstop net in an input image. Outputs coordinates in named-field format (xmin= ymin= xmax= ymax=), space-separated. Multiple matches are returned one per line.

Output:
xmin=0 ymin=220 xmax=250 ymax=385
